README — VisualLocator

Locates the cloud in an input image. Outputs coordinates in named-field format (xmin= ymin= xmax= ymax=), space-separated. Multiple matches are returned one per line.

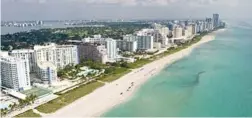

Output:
xmin=3 ymin=0 xmax=221 ymax=6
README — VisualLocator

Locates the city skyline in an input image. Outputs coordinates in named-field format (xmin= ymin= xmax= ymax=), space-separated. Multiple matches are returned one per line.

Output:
xmin=1 ymin=0 xmax=251 ymax=21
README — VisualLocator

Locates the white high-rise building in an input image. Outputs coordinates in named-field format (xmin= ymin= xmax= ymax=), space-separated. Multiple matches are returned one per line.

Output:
xmin=1 ymin=55 xmax=31 ymax=91
xmin=9 ymin=49 xmax=35 ymax=72
xmin=123 ymin=34 xmax=154 ymax=50
xmin=55 ymin=45 xmax=79 ymax=68
xmin=136 ymin=35 xmax=154 ymax=50
xmin=34 ymin=43 xmax=79 ymax=69
xmin=36 ymin=61 xmax=57 ymax=84
xmin=105 ymin=38 xmax=118 ymax=61
xmin=184 ymin=29 xmax=190 ymax=38
xmin=117 ymin=40 xmax=138 ymax=52
xmin=34 ymin=43 xmax=56 ymax=65
xmin=186 ymin=25 xmax=193 ymax=37
xmin=173 ymin=26 xmax=183 ymax=38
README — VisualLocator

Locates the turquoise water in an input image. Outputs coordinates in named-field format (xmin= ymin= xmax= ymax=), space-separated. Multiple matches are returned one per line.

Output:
xmin=104 ymin=26 xmax=252 ymax=117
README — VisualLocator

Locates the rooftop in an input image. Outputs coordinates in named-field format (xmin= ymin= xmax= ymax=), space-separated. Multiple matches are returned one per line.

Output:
xmin=11 ymin=49 xmax=34 ymax=53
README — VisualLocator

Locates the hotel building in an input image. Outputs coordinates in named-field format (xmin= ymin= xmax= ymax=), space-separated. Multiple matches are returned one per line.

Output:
xmin=78 ymin=43 xmax=108 ymax=64
xmin=9 ymin=49 xmax=35 ymax=72
xmin=36 ymin=61 xmax=57 ymax=84
xmin=116 ymin=40 xmax=138 ymax=52
xmin=1 ymin=55 xmax=31 ymax=91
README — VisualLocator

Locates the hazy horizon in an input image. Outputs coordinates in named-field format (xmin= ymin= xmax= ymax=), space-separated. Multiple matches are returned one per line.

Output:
xmin=1 ymin=0 xmax=252 ymax=21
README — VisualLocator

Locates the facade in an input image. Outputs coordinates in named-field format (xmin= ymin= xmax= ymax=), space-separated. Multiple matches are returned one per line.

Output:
xmin=183 ymin=29 xmax=190 ymax=38
xmin=206 ymin=18 xmax=213 ymax=31
xmin=34 ymin=43 xmax=79 ymax=69
xmin=123 ymin=34 xmax=154 ymax=50
xmin=136 ymin=29 xmax=154 ymax=36
xmin=77 ymin=43 xmax=108 ymax=64
xmin=82 ymin=36 xmax=106 ymax=45
xmin=116 ymin=40 xmax=138 ymax=52
xmin=213 ymin=14 xmax=219 ymax=28
xmin=136 ymin=35 xmax=154 ymax=50
xmin=173 ymin=26 xmax=183 ymax=38
xmin=192 ymin=24 xmax=197 ymax=35
xmin=1 ymin=55 xmax=31 ymax=91
xmin=36 ymin=61 xmax=57 ymax=84
xmin=186 ymin=25 xmax=193 ymax=37
xmin=105 ymin=38 xmax=118 ymax=61
xmin=9 ymin=49 xmax=35 ymax=72
xmin=55 ymin=45 xmax=79 ymax=69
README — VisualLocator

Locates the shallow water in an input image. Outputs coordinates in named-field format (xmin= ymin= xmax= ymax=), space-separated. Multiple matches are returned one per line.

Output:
xmin=104 ymin=26 xmax=252 ymax=117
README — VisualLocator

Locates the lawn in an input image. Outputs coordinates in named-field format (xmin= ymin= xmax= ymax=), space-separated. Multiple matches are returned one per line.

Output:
xmin=15 ymin=109 xmax=41 ymax=117
xmin=36 ymin=81 xmax=104 ymax=113
xmin=128 ymin=59 xmax=152 ymax=69
xmin=99 ymin=69 xmax=131 ymax=82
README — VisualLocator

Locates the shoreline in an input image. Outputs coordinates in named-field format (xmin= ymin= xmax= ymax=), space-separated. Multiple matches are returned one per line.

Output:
xmin=46 ymin=29 xmax=226 ymax=117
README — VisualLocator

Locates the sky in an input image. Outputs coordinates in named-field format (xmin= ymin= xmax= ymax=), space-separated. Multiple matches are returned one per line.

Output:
xmin=1 ymin=0 xmax=252 ymax=21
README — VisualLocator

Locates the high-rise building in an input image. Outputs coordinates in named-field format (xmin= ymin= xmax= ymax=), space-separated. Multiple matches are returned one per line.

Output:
xmin=9 ymin=49 xmax=35 ymax=72
xmin=105 ymin=38 xmax=118 ymax=61
xmin=213 ymin=14 xmax=219 ymax=28
xmin=77 ymin=43 xmax=108 ymax=64
xmin=36 ymin=61 xmax=57 ymax=84
xmin=117 ymin=39 xmax=138 ymax=52
xmin=55 ymin=45 xmax=79 ymax=68
xmin=173 ymin=26 xmax=183 ymax=38
xmin=186 ymin=25 xmax=193 ymax=36
xmin=34 ymin=43 xmax=79 ymax=69
xmin=191 ymin=24 xmax=197 ymax=35
xmin=123 ymin=34 xmax=154 ymax=50
xmin=136 ymin=35 xmax=154 ymax=50
xmin=206 ymin=18 xmax=213 ymax=31
xmin=1 ymin=55 xmax=31 ymax=91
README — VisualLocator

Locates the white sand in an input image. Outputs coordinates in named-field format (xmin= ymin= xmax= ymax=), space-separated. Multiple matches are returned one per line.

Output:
xmin=46 ymin=29 xmax=225 ymax=117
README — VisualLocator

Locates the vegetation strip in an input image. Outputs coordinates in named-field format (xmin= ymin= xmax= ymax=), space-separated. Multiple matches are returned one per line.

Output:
xmin=15 ymin=109 xmax=41 ymax=117
xmin=35 ymin=81 xmax=104 ymax=113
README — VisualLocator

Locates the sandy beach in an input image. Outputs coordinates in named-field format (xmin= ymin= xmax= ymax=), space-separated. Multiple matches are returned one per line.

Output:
xmin=46 ymin=29 xmax=225 ymax=117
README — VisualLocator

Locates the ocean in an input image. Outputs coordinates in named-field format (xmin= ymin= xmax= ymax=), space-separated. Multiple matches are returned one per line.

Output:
xmin=104 ymin=26 xmax=252 ymax=116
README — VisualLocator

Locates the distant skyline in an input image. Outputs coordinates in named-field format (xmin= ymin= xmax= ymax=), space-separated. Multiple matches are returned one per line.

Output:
xmin=1 ymin=0 xmax=252 ymax=21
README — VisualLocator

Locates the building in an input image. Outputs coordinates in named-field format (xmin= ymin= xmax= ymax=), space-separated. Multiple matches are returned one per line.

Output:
xmin=206 ymin=18 xmax=213 ymax=31
xmin=36 ymin=61 xmax=57 ymax=84
xmin=1 ymin=55 xmax=31 ymax=91
xmin=55 ymin=45 xmax=79 ymax=68
xmin=9 ymin=49 xmax=35 ymax=72
xmin=123 ymin=34 xmax=153 ymax=50
xmin=82 ymin=35 xmax=106 ymax=45
xmin=117 ymin=39 xmax=137 ymax=52
xmin=34 ymin=43 xmax=56 ymax=67
xmin=136 ymin=29 xmax=154 ymax=36
xmin=173 ymin=26 xmax=183 ymax=38
xmin=77 ymin=43 xmax=108 ymax=64
xmin=192 ymin=24 xmax=197 ymax=35
xmin=213 ymin=14 xmax=219 ymax=28
xmin=183 ymin=29 xmax=190 ymax=38
xmin=185 ymin=25 xmax=193 ymax=37
xmin=105 ymin=38 xmax=118 ymax=61
xmin=34 ymin=43 xmax=79 ymax=69
xmin=136 ymin=35 xmax=154 ymax=50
